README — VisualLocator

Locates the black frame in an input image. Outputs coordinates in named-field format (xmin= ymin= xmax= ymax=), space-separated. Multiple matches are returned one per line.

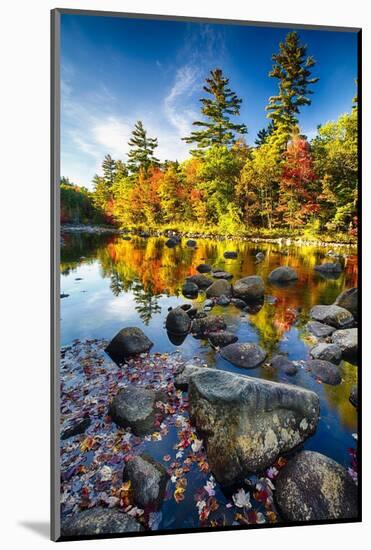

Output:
xmin=51 ymin=8 xmax=362 ymax=542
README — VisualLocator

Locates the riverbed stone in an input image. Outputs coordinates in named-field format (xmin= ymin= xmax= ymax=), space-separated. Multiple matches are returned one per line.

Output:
xmin=208 ymin=331 xmax=238 ymax=348
xmin=212 ymin=270 xmax=233 ymax=280
xmin=174 ymin=364 xmax=208 ymax=390
xmin=314 ymin=262 xmax=343 ymax=273
xmin=220 ymin=342 xmax=266 ymax=369
xmin=310 ymin=343 xmax=342 ymax=364
xmin=271 ymin=355 xmax=297 ymax=375
xmin=231 ymin=298 xmax=247 ymax=309
xmin=334 ymin=287 xmax=358 ymax=319
xmin=224 ymin=251 xmax=238 ymax=259
xmin=186 ymin=239 xmax=197 ymax=247
xmin=310 ymin=304 xmax=354 ymax=329
xmin=331 ymin=328 xmax=358 ymax=360
xmin=268 ymin=266 xmax=298 ymax=285
xmin=275 ymin=451 xmax=358 ymax=521
xmin=192 ymin=315 xmax=227 ymax=337
xmin=123 ymin=454 xmax=169 ymax=510
xmin=109 ymin=386 xmax=162 ymax=435
xmin=61 ymin=415 xmax=91 ymax=440
xmin=216 ymin=294 xmax=231 ymax=306
xmin=166 ymin=306 xmax=192 ymax=334
xmin=256 ymin=252 xmax=265 ymax=262
xmin=188 ymin=369 xmax=320 ymax=483
xmin=61 ymin=508 xmax=143 ymax=536
xmin=205 ymin=279 xmax=232 ymax=298
xmin=186 ymin=274 xmax=212 ymax=289
xmin=233 ymin=276 xmax=265 ymax=302
xmin=165 ymin=237 xmax=178 ymax=248
xmin=306 ymin=359 xmax=341 ymax=385
xmin=307 ymin=320 xmax=336 ymax=338
xmin=197 ymin=263 xmax=212 ymax=273
xmin=182 ymin=281 xmax=199 ymax=298
xmin=105 ymin=327 xmax=153 ymax=363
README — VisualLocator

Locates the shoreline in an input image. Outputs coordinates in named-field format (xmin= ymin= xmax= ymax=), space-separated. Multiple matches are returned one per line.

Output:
xmin=61 ymin=224 xmax=357 ymax=249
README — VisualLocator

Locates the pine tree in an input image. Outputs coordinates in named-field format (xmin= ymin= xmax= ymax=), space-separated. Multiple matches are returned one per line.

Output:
xmin=127 ymin=121 xmax=160 ymax=174
xmin=267 ymin=32 xmax=318 ymax=147
xmin=102 ymin=154 xmax=116 ymax=185
xmin=254 ymin=121 xmax=275 ymax=146
xmin=183 ymin=68 xmax=247 ymax=154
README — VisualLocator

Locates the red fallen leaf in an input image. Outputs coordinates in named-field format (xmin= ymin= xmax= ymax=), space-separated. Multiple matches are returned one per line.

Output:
xmin=247 ymin=510 xmax=258 ymax=523
xmin=254 ymin=488 xmax=269 ymax=503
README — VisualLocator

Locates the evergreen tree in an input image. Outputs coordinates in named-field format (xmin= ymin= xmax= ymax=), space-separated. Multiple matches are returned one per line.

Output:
xmin=267 ymin=32 xmax=318 ymax=147
xmin=183 ymin=68 xmax=247 ymax=154
xmin=102 ymin=154 xmax=116 ymax=185
xmin=127 ymin=121 xmax=160 ymax=174
xmin=254 ymin=121 xmax=275 ymax=146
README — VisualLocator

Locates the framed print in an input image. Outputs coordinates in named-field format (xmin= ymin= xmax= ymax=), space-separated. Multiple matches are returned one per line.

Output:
xmin=51 ymin=8 xmax=361 ymax=541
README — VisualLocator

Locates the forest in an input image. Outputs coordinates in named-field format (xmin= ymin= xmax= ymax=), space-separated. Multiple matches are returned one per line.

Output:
xmin=60 ymin=32 xmax=358 ymax=242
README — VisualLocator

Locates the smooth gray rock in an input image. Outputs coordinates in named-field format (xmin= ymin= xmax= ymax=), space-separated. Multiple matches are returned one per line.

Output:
xmin=334 ymin=288 xmax=358 ymax=319
xmin=221 ymin=342 xmax=267 ymax=369
xmin=231 ymin=298 xmax=247 ymax=309
xmin=208 ymin=331 xmax=238 ymax=348
xmin=306 ymin=359 xmax=341 ymax=385
xmin=189 ymin=369 xmax=320 ymax=483
xmin=256 ymin=252 xmax=265 ymax=262
xmin=186 ymin=274 xmax=212 ymax=289
xmin=186 ymin=239 xmax=197 ymax=247
xmin=197 ymin=263 xmax=212 ymax=273
xmin=307 ymin=321 xmax=336 ymax=338
xmin=310 ymin=343 xmax=342 ymax=364
xmin=192 ymin=315 xmax=227 ymax=337
xmin=212 ymin=270 xmax=233 ymax=280
xmin=174 ymin=364 xmax=208 ymax=390
xmin=105 ymin=327 xmax=153 ymax=363
xmin=268 ymin=266 xmax=298 ymax=285
xmin=205 ymin=279 xmax=232 ymax=298
xmin=61 ymin=415 xmax=91 ymax=440
xmin=182 ymin=281 xmax=199 ymax=298
xmin=233 ymin=276 xmax=265 ymax=302
xmin=331 ymin=328 xmax=358 ymax=360
xmin=216 ymin=294 xmax=231 ymax=306
xmin=224 ymin=251 xmax=238 ymax=259
xmin=314 ymin=262 xmax=343 ymax=273
xmin=165 ymin=237 xmax=178 ymax=248
xmin=123 ymin=454 xmax=169 ymax=509
xmin=109 ymin=386 xmax=162 ymax=435
xmin=166 ymin=306 xmax=192 ymax=334
xmin=61 ymin=508 xmax=143 ymax=536
xmin=275 ymin=451 xmax=358 ymax=521
xmin=271 ymin=355 xmax=297 ymax=375
xmin=310 ymin=304 xmax=354 ymax=329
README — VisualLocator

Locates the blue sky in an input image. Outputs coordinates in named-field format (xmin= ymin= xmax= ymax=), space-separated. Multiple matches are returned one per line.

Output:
xmin=61 ymin=14 xmax=358 ymax=189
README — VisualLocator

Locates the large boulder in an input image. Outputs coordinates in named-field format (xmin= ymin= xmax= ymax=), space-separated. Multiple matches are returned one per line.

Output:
xmin=310 ymin=343 xmax=342 ymax=365
xmin=307 ymin=321 xmax=336 ymax=338
xmin=61 ymin=508 xmax=143 ymax=537
xmin=331 ymin=328 xmax=358 ymax=361
xmin=268 ymin=266 xmax=298 ymax=285
xmin=189 ymin=370 xmax=320 ymax=484
xmin=205 ymin=279 xmax=232 ymax=298
xmin=192 ymin=315 xmax=226 ymax=337
xmin=105 ymin=327 xmax=153 ymax=363
xmin=174 ymin=364 xmax=208 ymax=390
xmin=123 ymin=454 xmax=169 ymax=510
xmin=208 ymin=331 xmax=238 ymax=348
xmin=197 ymin=263 xmax=212 ymax=273
xmin=186 ymin=274 xmax=212 ymax=289
xmin=182 ymin=281 xmax=199 ymax=298
xmin=271 ymin=355 xmax=297 ymax=375
xmin=305 ymin=359 xmax=341 ymax=385
xmin=310 ymin=305 xmax=354 ymax=329
xmin=233 ymin=276 xmax=265 ymax=302
xmin=221 ymin=342 xmax=266 ymax=369
xmin=109 ymin=386 xmax=162 ymax=435
xmin=275 ymin=451 xmax=358 ymax=521
xmin=166 ymin=307 xmax=192 ymax=334
xmin=334 ymin=287 xmax=358 ymax=319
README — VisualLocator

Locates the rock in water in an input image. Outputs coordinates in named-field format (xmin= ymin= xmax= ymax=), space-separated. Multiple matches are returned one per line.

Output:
xmin=165 ymin=237 xmax=178 ymax=248
xmin=271 ymin=355 xmax=297 ymax=375
xmin=174 ymin=364 xmax=208 ymax=390
xmin=186 ymin=239 xmax=197 ymax=247
xmin=123 ymin=454 xmax=169 ymax=510
xmin=275 ymin=451 xmax=358 ymax=521
xmin=109 ymin=386 xmax=161 ymax=435
xmin=189 ymin=369 xmax=319 ymax=483
xmin=305 ymin=359 xmax=341 ymax=385
xmin=105 ymin=327 xmax=153 ymax=363
xmin=197 ymin=263 xmax=212 ymax=273
xmin=205 ymin=279 xmax=232 ymax=298
xmin=314 ymin=262 xmax=343 ymax=273
xmin=256 ymin=252 xmax=265 ymax=262
xmin=268 ymin=266 xmax=298 ymax=285
xmin=224 ymin=251 xmax=238 ymax=259
xmin=212 ymin=270 xmax=233 ymax=280
xmin=231 ymin=298 xmax=247 ymax=309
xmin=166 ymin=306 xmax=192 ymax=334
xmin=331 ymin=328 xmax=358 ymax=361
xmin=192 ymin=315 xmax=227 ymax=337
xmin=221 ymin=342 xmax=266 ymax=369
xmin=233 ymin=276 xmax=265 ymax=302
xmin=307 ymin=321 xmax=336 ymax=338
xmin=61 ymin=508 xmax=143 ymax=536
xmin=216 ymin=294 xmax=231 ymax=306
xmin=182 ymin=281 xmax=199 ymax=298
xmin=186 ymin=274 xmax=212 ymax=289
xmin=310 ymin=343 xmax=342 ymax=364
xmin=334 ymin=287 xmax=358 ymax=319
xmin=208 ymin=331 xmax=238 ymax=348
xmin=61 ymin=415 xmax=91 ymax=440
xmin=310 ymin=304 xmax=354 ymax=329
